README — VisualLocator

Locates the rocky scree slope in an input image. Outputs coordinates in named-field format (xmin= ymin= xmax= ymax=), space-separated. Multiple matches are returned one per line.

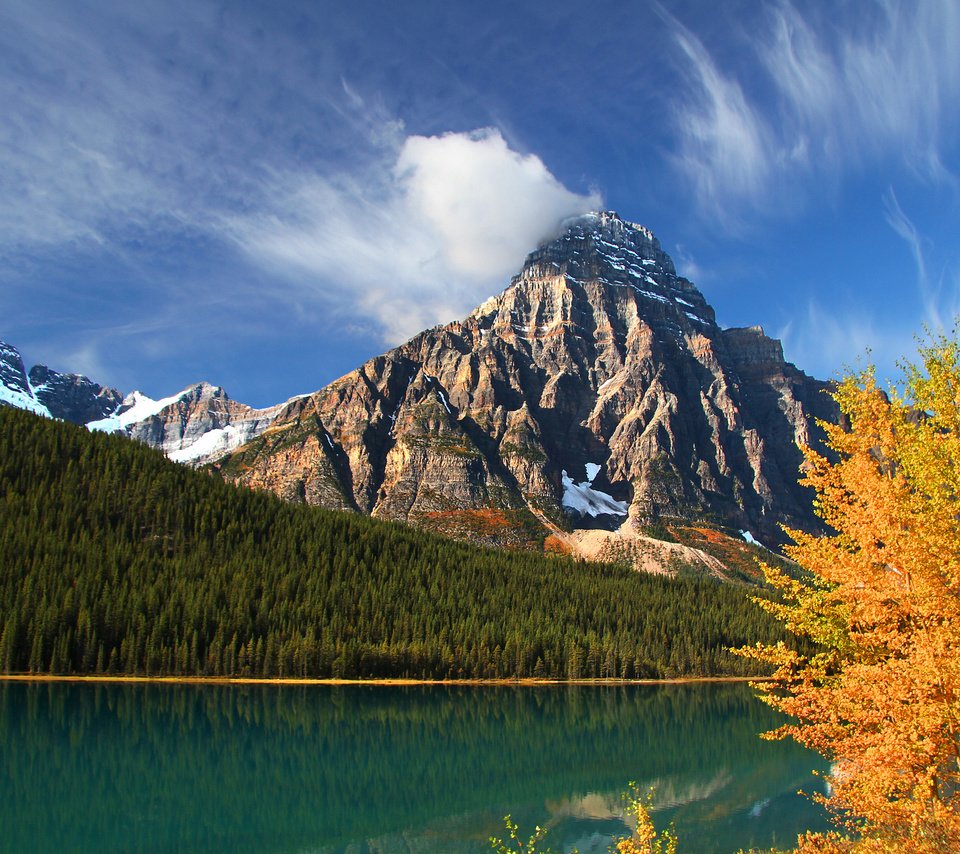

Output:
xmin=214 ymin=212 xmax=838 ymax=553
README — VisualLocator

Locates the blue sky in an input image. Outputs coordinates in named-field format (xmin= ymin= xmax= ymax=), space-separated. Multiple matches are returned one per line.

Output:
xmin=2 ymin=0 xmax=958 ymax=407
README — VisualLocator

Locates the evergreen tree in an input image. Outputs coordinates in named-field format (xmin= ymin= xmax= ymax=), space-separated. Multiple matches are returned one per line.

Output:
xmin=0 ymin=407 xmax=799 ymax=680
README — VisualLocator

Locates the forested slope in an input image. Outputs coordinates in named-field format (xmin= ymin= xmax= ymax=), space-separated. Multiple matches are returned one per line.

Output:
xmin=0 ymin=408 xmax=796 ymax=679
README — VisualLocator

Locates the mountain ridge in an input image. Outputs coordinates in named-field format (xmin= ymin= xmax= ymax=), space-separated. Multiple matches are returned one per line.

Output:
xmin=2 ymin=211 xmax=838 ymax=567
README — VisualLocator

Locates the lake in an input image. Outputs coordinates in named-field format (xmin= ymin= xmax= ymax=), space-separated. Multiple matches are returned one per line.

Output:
xmin=0 ymin=681 xmax=830 ymax=853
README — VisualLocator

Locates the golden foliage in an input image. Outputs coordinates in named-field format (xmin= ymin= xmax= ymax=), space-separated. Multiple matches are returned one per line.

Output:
xmin=738 ymin=334 xmax=960 ymax=851
xmin=489 ymin=783 xmax=676 ymax=854
xmin=614 ymin=783 xmax=678 ymax=854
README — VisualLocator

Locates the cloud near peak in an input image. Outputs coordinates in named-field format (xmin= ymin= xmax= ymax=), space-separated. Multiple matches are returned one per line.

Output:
xmin=396 ymin=129 xmax=601 ymax=280
xmin=230 ymin=128 xmax=601 ymax=343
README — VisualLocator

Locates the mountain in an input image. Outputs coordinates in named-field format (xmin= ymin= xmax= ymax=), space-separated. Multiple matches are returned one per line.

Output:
xmin=2 ymin=211 xmax=837 ymax=566
xmin=214 ymin=212 xmax=837 ymax=552
xmin=0 ymin=342 xmax=289 ymax=465
xmin=1 ymin=341 xmax=121 ymax=422
xmin=87 ymin=383 xmax=291 ymax=465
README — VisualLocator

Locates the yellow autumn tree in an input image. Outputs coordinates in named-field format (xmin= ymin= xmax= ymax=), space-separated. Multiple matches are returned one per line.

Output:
xmin=739 ymin=334 xmax=960 ymax=852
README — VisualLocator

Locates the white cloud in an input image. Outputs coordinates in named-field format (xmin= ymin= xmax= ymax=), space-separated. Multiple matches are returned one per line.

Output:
xmin=396 ymin=130 xmax=601 ymax=281
xmin=228 ymin=129 xmax=601 ymax=343
xmin=667 ymin=18 xmax=772 ymax=219
xmin=883 ymin=188 xmax=960 ymax=333
xmin=0 ymin=0 xmax=601 ymax=351
xmin=667 ymin=1 xmax=960 ymax=217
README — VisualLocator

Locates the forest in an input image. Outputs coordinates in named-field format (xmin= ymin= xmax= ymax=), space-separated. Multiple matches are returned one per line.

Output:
xmin=0 ymin=407 xmax=797 ymax=680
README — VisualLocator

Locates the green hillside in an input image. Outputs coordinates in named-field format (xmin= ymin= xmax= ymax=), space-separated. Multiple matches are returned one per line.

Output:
xmin=0 ymin=407 xmax=797 ymax=679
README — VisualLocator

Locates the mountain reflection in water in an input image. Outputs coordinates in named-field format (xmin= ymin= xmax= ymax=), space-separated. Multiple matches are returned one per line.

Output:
xmin=0 ymin=682 xmax=830 ymax=853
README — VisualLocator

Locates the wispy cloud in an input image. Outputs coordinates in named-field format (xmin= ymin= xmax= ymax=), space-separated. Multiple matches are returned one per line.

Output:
xmin=227 ymin=129 xmax=602 ymax=343
xmin=666 ymin=1 xmax=960 ymax=218
xmin=778 ymin=301 xmax=905 ymax=382
xmin=665 ymin=13 xmax=773 ymax=221
xmin=0 ymin=2 xmax=599 ymax=349
xmin=0 ymin=1 xmax=402 ymax=258
xmin=883 ymin=188 xmax=960 ymax=332
xmin=671 ymin=244 xmax=704 ymax=284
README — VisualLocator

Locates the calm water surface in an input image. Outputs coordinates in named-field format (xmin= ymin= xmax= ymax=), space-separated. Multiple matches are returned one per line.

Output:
xmin=0 ymin=682 xmax=830 ymax=853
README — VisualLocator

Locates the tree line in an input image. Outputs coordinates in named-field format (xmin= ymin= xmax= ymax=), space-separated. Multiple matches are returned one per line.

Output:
xmin=0 ymin=407 xmax=798 ymax=680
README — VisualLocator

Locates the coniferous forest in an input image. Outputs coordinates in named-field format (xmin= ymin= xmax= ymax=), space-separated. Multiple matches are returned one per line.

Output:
xmin=0 ymin=407 xmax=798 ymax=679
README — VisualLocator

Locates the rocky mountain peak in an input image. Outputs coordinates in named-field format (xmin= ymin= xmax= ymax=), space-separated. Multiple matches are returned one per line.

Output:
xmin=0 ymin=341 xmax=121 ymax=421
xmin=0 ymin=342 xmax=31 ymax=401
xmin=544 ymin=211 xmax=676 ymax=275
xmin=472 ymin=211 xmax=715 ymax=360
xmin=28 ymin=364 xmax=123 ymax=424
xmin=215 ymin=217 xmax=839 ymax=556
xmin=88 ymin=381 xmax=290 ymax=465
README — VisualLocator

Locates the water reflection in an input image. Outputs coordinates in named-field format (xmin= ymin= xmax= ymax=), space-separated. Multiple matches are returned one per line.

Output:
xmin=0 ymin=682 xmax=830 ymax=853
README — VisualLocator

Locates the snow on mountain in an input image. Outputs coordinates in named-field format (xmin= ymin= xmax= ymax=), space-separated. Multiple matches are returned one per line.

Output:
xmin=0 ymin=342 xmax=52 ymax=418
xmin=0 ymin=382 xmax=51 ymax=418
xmin=87 ymin=389 xmax=188 ymax=433
xmin=1 ymin=340 xmax=287 ymax=466
xmin=89 ymin=382 xmax=293 ymax=466
xmin=561 ymin=467 xmax=629 ymax=518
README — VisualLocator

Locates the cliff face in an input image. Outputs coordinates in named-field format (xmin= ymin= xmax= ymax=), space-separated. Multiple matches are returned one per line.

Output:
xmin=28 ymin=365 xmax=123 ymax=424
xmin=216 ymin=212 xmax=837 ymax=547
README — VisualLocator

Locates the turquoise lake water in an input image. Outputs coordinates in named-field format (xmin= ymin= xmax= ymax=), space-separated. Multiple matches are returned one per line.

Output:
xmin=0 ymin=682 xmax=831 ymax=853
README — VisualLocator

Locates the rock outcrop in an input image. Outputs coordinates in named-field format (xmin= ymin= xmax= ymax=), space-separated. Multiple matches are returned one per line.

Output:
xmin=28 ymin=365 xmax=123 ymax=424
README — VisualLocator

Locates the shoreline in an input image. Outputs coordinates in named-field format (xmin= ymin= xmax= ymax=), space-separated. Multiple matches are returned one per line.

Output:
xmin=0 ymin=674 xmax=769 ymax=686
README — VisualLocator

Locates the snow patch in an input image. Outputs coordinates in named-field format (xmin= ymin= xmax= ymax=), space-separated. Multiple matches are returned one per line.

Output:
xmin=634 ymin=289 xmax=671 ymax=304
xmin=740 ymin=529 xmax=763 ymax=547
xmin=424 ymin=375 xmax=453 ymax=416
xmin=87 ymin=389 xmax=186 ymax=433
xmin=584 ymin=462 xmax=601 ymax=483
xmin=166 ymin=410 xmax=283 ymax=464
xmin=0 ymin=383 xmax=50 ymax=417
xmin=561 ymin=469 xmax=628 ymax=517
xmin=389 ymin=377 xmax=413 ymax=426
xmin=168 ymin=425 xmax=243 ymax=463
